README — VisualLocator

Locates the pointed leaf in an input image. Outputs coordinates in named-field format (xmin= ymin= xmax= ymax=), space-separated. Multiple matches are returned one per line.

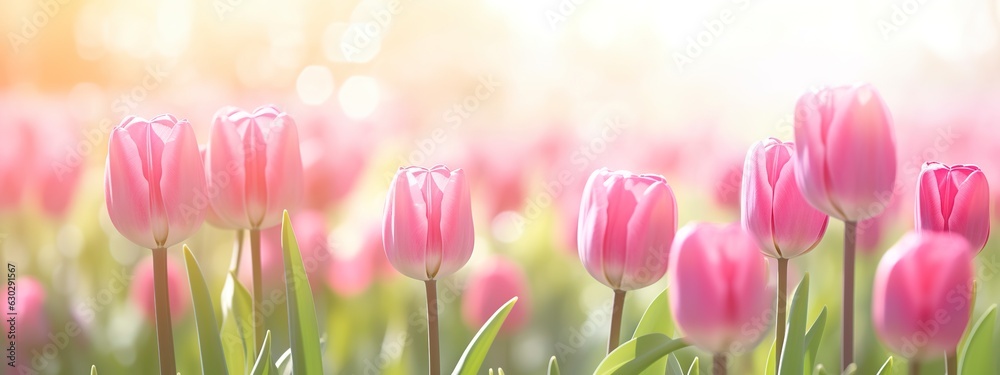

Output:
xmin=633 ymin=288 xmax=674 ymax=375
xmin=875 ymin=357 xmax=892 ymax=375
xmin=842 ymin=363 xmax=857 ymax=375
xmin=803 ymin=306 xmax=827 ymax=374
xmin=184 ymin=246 xmax=230 ymax=375
xmin=593 ymin=333 xmax=689 ymax=375
xmin=778 ymin=273 xmax=809 ymax=375
xmin=811 ymin=364 xmax=826 ymax=375
xmin=452 ymin=297 xmax=518 ymax=375
xmin=667 ymin=354 xmax=684 ymax=375
xmin=280 ymin=211 xmax=325 ymax=374
xmin=764 ymin=339 xmax=776 ymax=375
xmin=687 ymin=357 xmax=699 ymax=375
xmin=250 ymin=330 xmax=272 ymax=375
xmin=220 ymin=272 xmax=255 ymax=374
xmin=548 ymin=356 xmax=561 ymax=375
xmin=91 ymin=365 xmax=97 ymax=375
xmin=959 ymin=304 xmax=997 ymax=374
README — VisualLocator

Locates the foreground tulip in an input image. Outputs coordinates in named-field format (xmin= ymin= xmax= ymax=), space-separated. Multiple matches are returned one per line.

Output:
xmin=578 ymin=168 xmax=678 ymax=353
xmin=383 ymin=165 xmax=473 ymax=375
xmin=131 ymin=255 xmax=190 ymax=323
xmin=873 ymin=232 xmax=973 ymax=373
xmin=793 ymin=83 xmax=897 ymax=370
xmin=105 ymin=115 xmax=206 ymax=375
xmin=741 ymin=138 xmax=829 ymax=369
xmin=205 ymin=105 xmax=303 ymax=350
xmin=669 ymin=223 xmax=770 ymax=375
xmin=915 ymin=162 xmax=990 ymax=254
xmin=462 ymin=258 xmax=530 ymax=334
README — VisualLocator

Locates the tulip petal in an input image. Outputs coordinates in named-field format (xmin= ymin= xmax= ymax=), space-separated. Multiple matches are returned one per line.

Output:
xmin=207 ymin=111 xmax=252 ymax=229
xmin=383 ymin=169 xmax=429 ymax=280
xmin=742 ymin=140 xmax=778 ymax=257
xmin=106 ymin=127 xmax=155 ymax=249
xmin=771 ymin=147 xmax=829 ymax=257
xmin=915 ymin=163 xmax=947 ymax=232
xmin=620 ymin=181 xmax=676 ymax=290
xmin=668 ymin=224 xmax=730 ymax=353
xmin=600 ymin=173 xmax=636 ymax=289
xmin=793 ymin=89 xmax=842 ymax=218
xmin=578 ymin=169 xmax=611 ymax=287
xmin=949 ymin=169 xmax=990 ymax=252
xmin=159 ymin=120 xmax=207 ymax=248
xmin=261 ymin=113 xmax=304 ymax=229
xmin=438 ymin=169 xmax=474 ymax=279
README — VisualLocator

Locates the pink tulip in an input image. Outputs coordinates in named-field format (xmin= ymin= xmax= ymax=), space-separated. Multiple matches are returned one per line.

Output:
xmin=13 ymin=277 xmax=49 ymax=348
xmin=205 ymin=105 xmax=303 ymax=230
xmin=915 ymin=162 xmax=990 ymax=253
xmin=297 ymin=109 xmax=371 ymax=211
xmin=872 ymin=231 xmax=974 ymax=360
xmin=793 ymin=84 xmax=897 ymax=221
xmin=668 ymin=222 xmax=771 ymax=353
xmin=713 ymin=156 xmax=744 ymax=212
xmin=0 ymin=112 xmax=34 ymax=212
xmin=382 ymin=165 xmax=474 ymax=281
xmin=105 ymin=115 xmax=207 ymax=249
xmin=741 ymin=138 xmax=829 ymax=258
xmin=33 ymin=109 xmax=84 ymax=219
xmin=462 ymin=258 xmax=530 ymax=334
xmin=131 ymin=255 xmax=190 ymax=322
xmin=578 ymin=169 xmax=678 ymax=291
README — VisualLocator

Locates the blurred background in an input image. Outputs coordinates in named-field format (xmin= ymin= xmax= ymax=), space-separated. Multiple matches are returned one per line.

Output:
xmin=1 ymin=0 xmax=999 ymax=373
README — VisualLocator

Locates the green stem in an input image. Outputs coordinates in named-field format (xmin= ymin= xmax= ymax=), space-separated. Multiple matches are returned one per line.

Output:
xmin=714 ymin=352 xmax=728 ymax=375
xmin=946 ymin=350 xmax=957 ymax=375
xmin=842 ymin=220 xmax=857 ymax=371
xmin=228 ymin=229 xmax=244 ymax=273
xmin=776 ymin=258 xmax=788 ymax=375
xmin=151 ymin=247 xmax=176 ymax=375
xmin=250 ymin=228 xmax=264 ymax=351
xmin=909 ymin=358 xmax=919 ymax=375
xmin=608 ymin=289 xmax=626 ymax=354
xmin=425 ymin=280 xmax=440 ymax=375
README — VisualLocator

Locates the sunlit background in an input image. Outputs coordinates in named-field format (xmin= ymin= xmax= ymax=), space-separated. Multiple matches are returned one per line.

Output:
xmin=2 ymin=0 xmax=999 ymax=373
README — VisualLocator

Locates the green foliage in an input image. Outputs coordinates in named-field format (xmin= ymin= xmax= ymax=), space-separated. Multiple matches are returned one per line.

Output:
xmin=593 ymin=334 xmax=689 ymax=375
xmin=184 ymin=245 xmax=229 ymax=375
xmin=452 ymin=297 xmax=518 ymax=375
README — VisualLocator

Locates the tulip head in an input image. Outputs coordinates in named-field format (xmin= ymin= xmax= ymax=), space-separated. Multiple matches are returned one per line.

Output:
xmin=462 ymin=258 xmax=530 ymax=334
xmin=205 ymin=105 xmax=304 ymax=230
xmin=105 ymin=115 xmax=207 ymax=249
xmin=382 ymin=165 xmax=474 ymax=281
xmin=793 ymin=84 xmax=897 ymax=221
xmin=578 ymin=168 xmax=678 ymax=291
xmin=915 ymin=162 xmax=990 ymax=253
xmin=668 ymin=222 xmax=771 ymax=353
xmin=873 ymin=231 xmax=974 ymax=360
xmin=742 ymin=138 xmax=829 ymax=259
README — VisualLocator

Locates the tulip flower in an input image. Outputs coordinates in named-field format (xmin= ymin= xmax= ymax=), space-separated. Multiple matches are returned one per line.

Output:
xmin=577 ymin=168 xmax=678 ymax=353
xmin=0 ymin=111 xmax=34 ymax=213
xmin=297 ymin=109 xmax=371 ymax=211
xmin=741 ymin=138 xmax=828 ymax=369
xmin=915 ymin=162 xmax=990 ymax=254
xmin=13 ymin=278 xmax=49 ymax=349
xmin=104 ymin=114 xmax=206 ymax=375
xmin=873 ymin=232 xmax=973 ymax=373
xmin=32 ymin=109 xmax=84 ymax=219
xmin=669 ymin=223 xmax=770 ymax=373
xmin=793 ymin=83 xmax=897 ymax=370
xmin=131 ymin=255 xmax=190 ymax=323
xmin=462 ymin=258 xmax=530 ymax=334
xmin=382 ymin=165 xmax=474 ymax=375
xmin=205 ymin=105 xmax=303 ymax=351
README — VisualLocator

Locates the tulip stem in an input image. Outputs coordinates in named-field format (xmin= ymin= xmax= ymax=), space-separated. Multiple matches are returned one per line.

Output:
xmin=775 ymin=258 xmax=788 ymax=375
xmin=151 ymin=247 xmax=176 ymax=375
xmin=713 ymin=352 xmax=727 ymax=375
xmin=229 ymin=229 xmax=244 ymax=273
xmin=909 ymin=359 xmax=919 ymax=375
xmin=946 ymin=350 xmax=957 ymax=374
xmin=250 ymin=228 xmax=264 ymax=351
xmin=608 ymin=289 xmax=626 ymax=354
xmin=842 ymin=220 xmax=857 ymax=371
xmin=425 ymin=280 xmax=441 ymax=375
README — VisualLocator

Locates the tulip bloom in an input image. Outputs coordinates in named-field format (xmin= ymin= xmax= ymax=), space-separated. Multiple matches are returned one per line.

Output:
xmin=13 ymin=278 xmax=49 ymax=349
xmin=873 ymin=232 xmax=973 ymax=362
xmin=105 ymin=115 xmax=207 ymax=249
xmin=131 ymin=256 xmax=190 ymax=322
xmin=668 ymin=223 xmax=770 ymax=356
xmin=0 ymin=111 xmax=34 ymax=212
xmin=462 ymin=258 xmax=530 ymax=334
xmin=915 ymin=162 xmax=990 ymax=253
xmin=742 ymin=138 xmax=829 ymax=259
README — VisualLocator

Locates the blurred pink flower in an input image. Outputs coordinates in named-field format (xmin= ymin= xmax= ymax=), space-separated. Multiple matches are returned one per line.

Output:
xmin=465 ymin=138 xmax=530 ymax=219
xmin=297 ymin=109 xmax=371 ymax=211
xmin=915 ymin=162 xmax=990 ymax=254
xmin=32 ymin=110 xmax=84 ymax=219
xmin=130 ymin=255 xmax=190 ymax=323
xmin=13 ymin=277 xmax=49 ymax=348
xmin=461 ymin=258 xmax=530 ymax=334
xmin=713 ymin=156 xmax=744 ymax=212
xmin=0 ymin=111 xmax=35 ymax=212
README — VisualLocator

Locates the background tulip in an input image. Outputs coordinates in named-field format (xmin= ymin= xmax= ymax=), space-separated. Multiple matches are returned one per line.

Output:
xmin=742 ymin=138 xmax=829 ymax=259
xmin=577 ymin=168 xmax=678 ymax=291
xmin=104 ymin=115 xmax=207 ymax=250
xmin=872 ymin=232 xmax=973 ymax=361
xmin=382 ymin=165 xmax=474 ymax=281
xmin=13 ymin=277 xmax=49 ymax=349
xmin=915 ymin=162 xmax=990 ymax=253
xmin=0 ymin=111 xmax=35 ymax=212
xmin=462 ymin=258 xmax=530 ymax=334
xmin=131 ymin=255 xmax=190 ymax=322
xmin=668 ymin=222 xmax=771 ymax=355
xmin=205 ymin=105 xmax=304 ymax=230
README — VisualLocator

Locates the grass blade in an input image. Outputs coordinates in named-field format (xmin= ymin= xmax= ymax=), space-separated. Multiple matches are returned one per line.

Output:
xmin=452 ymin=297 xmax=518 ymax=375
xmin=183 ymin=245 xmax=229 ymax=375
xmin=280 ymin=211 xmax=325 ymax=374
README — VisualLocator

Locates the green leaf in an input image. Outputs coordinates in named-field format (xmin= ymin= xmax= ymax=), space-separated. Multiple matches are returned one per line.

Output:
xmin=91 ymin=365 xmax=97 ymax=375
xmin=803 ymin=306 xmax=827 ymax=374
xmin=687 ymin=357 xmax=699 ymax=375
xmin=764 ymin=339 xmax=776 ymax=375
xmin=632 ymin=288 xmax=674 ymax=375
xmin=451 ymin=297 xmax=518 ymax=375
xmin=667 ymin=354 xmax=684 ymax=375
xmin=593 ymin=333 xmax=689 ymax=375
xmin=276 ymin=348 xmax=292 ymax=373
xmin=959 ymin=304 xmax=997 ymax=374
xmin=250 ymin=330 xmax=272 ymax=375
xmin=220 ymin=272 xmax=255 ymax=374
xmin=548 ymin=356 xmax=561 ymax=375
xmin=778 ymin=273 xmax=809 ymax=375
xmin=811 ymin=364 xmax=826 ymax=375
xmin=875 ymin=357 xmax=892 ymax=375
xmin=183 ymin=246 xmax=230 ymax=375
xmin=280 ymin=211 xmax=325 ymax=375
xmin=842 ymin=363 xmax=857 ymax=375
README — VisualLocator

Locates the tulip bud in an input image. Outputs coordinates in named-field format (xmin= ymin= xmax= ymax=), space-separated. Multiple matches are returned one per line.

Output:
xmin=578 ymin=169 xmax=678 ymax=291
xmin=130 ymin=255 xmax=190 ymax=322
xmin=668 ymin=223 xmax=770 ymax=353
xmin=104 ymin=115 xmax=207 ymax=249
xmin=741 ymin=138 xmax=829 ymax=259
xmin=915 ymin=162 xmax=990 ymax=253
xmin=872 ymin=232 xmax=974 ymax=360
xmin=205 ymin=105 xmax=304 ymax=230
xmin=793 ymin=84 xmax=897 ymax=221
xmin=382 ymin=165 xmax=474 ymax=280
xmin=462 ymin=258 xmax=530 ymax=334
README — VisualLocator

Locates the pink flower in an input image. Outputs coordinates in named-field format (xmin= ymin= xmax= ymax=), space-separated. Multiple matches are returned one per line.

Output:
xmin=32 ymin=109 xmax=84 ymax=219
xmin=668 ymin=223 xmax=771 ymax=353
xmin=741 ymin=138 xmax=829 ymax=258
xmin=130 ymin=255 xmax=190 ymax=322
xmin=297 ymin=109 xmax=371 ymax=211
xmin=12 ymin=277 xmax=49 ymax=348
xmin=872 ymin=231 xmax=974 ymax=360
xmin=578 ymin=169 xmax=678 ymax=291
xmin=0 ymin=111 xmax=35 ymax=212
xmin=104 ymin=115 xmax=207 ymax=249
xmin=462 ymin=258 xmax=530 ymax=334
xmin=793 ymin=84 xmax=897 ymax=221
xmin=205 ymin=105 xmax=303 ymax=230
xmin=915 ymin=162 xmax=990 ymax=253
xmin=382 ymin=165 xmax=474 ymax=281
